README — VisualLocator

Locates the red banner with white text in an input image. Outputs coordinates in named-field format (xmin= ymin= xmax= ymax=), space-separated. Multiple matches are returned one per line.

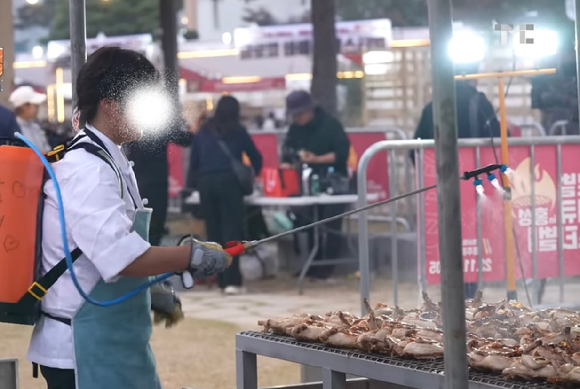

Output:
xmin=423 ymin=145 xmax=580 ymax=285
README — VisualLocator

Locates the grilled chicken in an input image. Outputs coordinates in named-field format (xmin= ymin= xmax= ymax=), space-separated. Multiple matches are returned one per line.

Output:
xmin=468 ymin=352 xmax=514 ymax=372
xmin=258 ymin=293 xmax=580 ymax=385
xmin=401 ymin=338 xmax=444 ymax=359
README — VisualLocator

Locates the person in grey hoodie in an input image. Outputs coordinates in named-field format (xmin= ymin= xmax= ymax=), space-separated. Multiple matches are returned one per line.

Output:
xmin=9 ymin=86 xmax=51 ymax=153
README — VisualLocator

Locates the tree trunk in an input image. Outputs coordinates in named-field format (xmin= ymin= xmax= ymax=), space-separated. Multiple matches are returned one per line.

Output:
xmin=160 ymin=0 xmax=179 ymax=98
xmin=311 ymin=0 xmax=338 ymax=117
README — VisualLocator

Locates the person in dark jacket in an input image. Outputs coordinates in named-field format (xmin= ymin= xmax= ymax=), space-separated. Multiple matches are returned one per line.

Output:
xmin=413 ymin=80 xmax=500 ymax=142
xmin=189 ymin=95 xmax=263 ymax=295
xmin=281 ymin=90 xmax=351 ymax=280
xmin=125 ymin=122 xmax=193 ymax=246
xmin=0 ymin=104 xmax=20 ymax=139
xmin=411 ymin=64 xmax=500 ymax=299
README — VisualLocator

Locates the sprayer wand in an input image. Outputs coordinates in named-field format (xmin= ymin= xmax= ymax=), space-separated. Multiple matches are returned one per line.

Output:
xmin=223 ymin=164 xmax=514 ymax=258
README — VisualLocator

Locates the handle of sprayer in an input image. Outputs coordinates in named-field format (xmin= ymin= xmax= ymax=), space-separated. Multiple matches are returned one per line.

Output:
xmin=179 ymin=241 xmax=253 ymax=290
xmin=224 ymin=241 xmax=254 ymax=257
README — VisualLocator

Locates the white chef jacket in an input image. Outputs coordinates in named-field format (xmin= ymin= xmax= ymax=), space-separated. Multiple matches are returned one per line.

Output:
xmin=27 ymin=125 xmax=152 ymax=370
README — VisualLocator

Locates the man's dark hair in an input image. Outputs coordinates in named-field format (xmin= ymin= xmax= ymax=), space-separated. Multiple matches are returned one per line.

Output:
xmin=76 ymin=46 xmax=159 ymax=128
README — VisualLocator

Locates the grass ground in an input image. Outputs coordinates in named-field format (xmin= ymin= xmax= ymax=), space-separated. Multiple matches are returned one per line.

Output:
xmin=0 ymin=319 xmax=299 ymax=389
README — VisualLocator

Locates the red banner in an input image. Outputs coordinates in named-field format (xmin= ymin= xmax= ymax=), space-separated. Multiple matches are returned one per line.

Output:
xmin=251 ymin=133 xmax=280 ymax=169
xmin=423 ymin=144 xmax=580 ymax=285
xmin=348 ymin=132 xmax=389 ymax=200
xmin=167 ymin=144 xmax=184 ymax=198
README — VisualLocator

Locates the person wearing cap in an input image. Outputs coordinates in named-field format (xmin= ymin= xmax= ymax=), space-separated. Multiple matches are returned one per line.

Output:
xmin=281 ymin=90 xmax=351 ymax=280
xmin=9 ymin=85 xmax=51 ymax=153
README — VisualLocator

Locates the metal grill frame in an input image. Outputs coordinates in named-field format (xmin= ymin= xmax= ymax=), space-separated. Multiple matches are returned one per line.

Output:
xmin=236 ymin=332 xmax=565 ymax=389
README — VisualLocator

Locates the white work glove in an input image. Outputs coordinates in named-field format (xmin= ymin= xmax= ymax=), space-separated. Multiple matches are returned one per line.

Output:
xmin=177 ymin=236 xmax=233 ymax=288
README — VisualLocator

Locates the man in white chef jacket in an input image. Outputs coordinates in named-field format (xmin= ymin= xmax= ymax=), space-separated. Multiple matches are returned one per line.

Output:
xmin=27 ymin=47 xmax=231 ymax=389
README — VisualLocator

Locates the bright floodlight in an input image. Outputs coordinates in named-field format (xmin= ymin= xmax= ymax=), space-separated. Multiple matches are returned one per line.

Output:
xmin=32 ymin=46 xmax=43 ymax=59
xmin=514 ymin=30 xmax=557 ymax=58
xmin=449 ymin=33 xmax=485 ymax=63
xmin=222 ymin=32 xmax=232 ymax=45
xmin=233 ymin=28 xmax=252 ymax=48
xmin=364 ymin=64 xmax=388 ymax=75
xmin=126 ymin=86 xmax=174 ymax=135
xmin=26 ymin=0 xmax=40 ymax=4
xmin=363 ymin=51 xmax=393 ymax=64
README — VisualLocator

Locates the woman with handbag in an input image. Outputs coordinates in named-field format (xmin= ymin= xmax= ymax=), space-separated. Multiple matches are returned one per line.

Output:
xmin=189 ymin=96 xmax=263 ymax=295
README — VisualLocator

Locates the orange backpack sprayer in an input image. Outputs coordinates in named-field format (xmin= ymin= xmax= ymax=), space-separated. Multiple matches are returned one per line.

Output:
xmin=0 ymin=139 xmax=45 ymax=324
xmin=0 ymin=133 xmax=167 ymax=325
xmin=0 ymin=131 xmax=244 ymax=326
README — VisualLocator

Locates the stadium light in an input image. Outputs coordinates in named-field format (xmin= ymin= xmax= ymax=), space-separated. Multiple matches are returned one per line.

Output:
xmin=449 ymin=33 xmax=485 ymax=63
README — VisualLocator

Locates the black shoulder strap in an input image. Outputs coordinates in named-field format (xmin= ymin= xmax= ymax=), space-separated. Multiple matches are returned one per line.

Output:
xmin=216 ymin=139 xmax=236 ymax=162
xmin=76 ymin=129 xmax=139 ymax=208
xmin=18 ymin=248 xmax=83 ymax=306
xmin=83 ymin=128 xmax=113 ymax=158
xmin=68 ymin=142 xmax=125 ymax=200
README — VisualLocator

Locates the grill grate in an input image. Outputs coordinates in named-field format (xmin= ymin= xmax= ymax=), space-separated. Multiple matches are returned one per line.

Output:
xmin=240 ymin=331 xmax=569 ymax=389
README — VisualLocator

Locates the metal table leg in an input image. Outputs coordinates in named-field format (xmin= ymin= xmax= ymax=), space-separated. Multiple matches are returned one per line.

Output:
xmin=323 ymin=368 xmax=346 ymax=389
xmin=298 ymin=206 xmax=319 ymax=295
xmin=236 ymin=350 xmax=258 ymax=389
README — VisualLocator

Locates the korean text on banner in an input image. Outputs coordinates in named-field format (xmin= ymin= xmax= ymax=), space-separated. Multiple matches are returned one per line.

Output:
xmin=422 ymin=144 xmax=580 ymax=285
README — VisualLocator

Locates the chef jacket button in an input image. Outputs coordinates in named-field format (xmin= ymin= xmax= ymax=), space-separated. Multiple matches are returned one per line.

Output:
xmin=129 ymin=161 xmax=135 ymax=167
xmin=142 ymin=198 xmax=149 ymax=206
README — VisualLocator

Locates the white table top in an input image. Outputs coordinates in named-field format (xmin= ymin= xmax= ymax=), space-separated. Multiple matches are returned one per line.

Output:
xmin=184 ymin=192 xmax=379 ymax=207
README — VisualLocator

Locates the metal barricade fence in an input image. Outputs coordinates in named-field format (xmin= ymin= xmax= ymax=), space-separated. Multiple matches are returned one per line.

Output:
xmin=549 ymin=120 xmax=570 ymax=136
xmin=357 ymin=136 xmax=580 ymax=315
xmin=519 ymin=122 xmax=546 ymax=137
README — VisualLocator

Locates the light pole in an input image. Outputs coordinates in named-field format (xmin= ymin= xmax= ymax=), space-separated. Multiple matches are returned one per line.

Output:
xmin=427 ymin=0 xmax=469 ymax=387
xmin=69 ymin=0 xmax=87 ymax=108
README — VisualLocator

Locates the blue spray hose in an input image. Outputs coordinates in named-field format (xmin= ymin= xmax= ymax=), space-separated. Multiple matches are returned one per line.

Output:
xmin=15 ymin=133 xmax=172 ymax=307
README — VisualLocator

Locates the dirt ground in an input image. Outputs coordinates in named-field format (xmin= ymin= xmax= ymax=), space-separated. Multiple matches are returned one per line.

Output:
xmin=0 ymin=319 xmax=299 ymax=389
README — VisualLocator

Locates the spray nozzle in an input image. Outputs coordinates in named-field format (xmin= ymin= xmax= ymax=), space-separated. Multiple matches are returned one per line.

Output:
xmin=500 ymin=164 xmax=516 ymax=182
xmin=486 ymin=172 xmax=502 ymax=190
xmin=473 ymin=178 xmax=484 ymax=195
